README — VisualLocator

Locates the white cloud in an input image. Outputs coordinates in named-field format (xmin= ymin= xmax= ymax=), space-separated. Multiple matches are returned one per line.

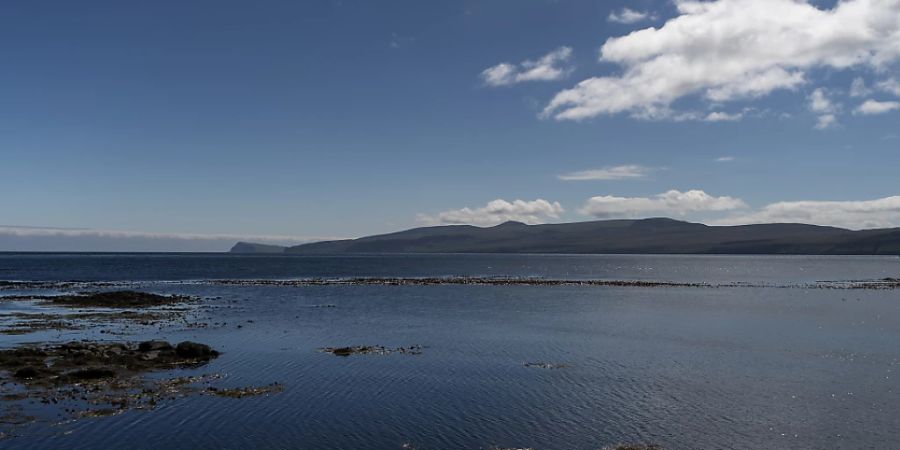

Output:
xmin=808 ymin=88 xmax=837 ymax=113
xmin=876 ymin=77 xmax=900 ymax=96
xmin=630 ymin=107 xmax=702 ymax=121
xmin=0 ymin=226 xmax=325 ymax=245
xmin=808 ymin=88 xmax=841 ymax=129
xmin=417 ymin=199 xmax=564 ymax=226
xmin=716 ymin=156 xmax=736 ymax=162
xmin=704 ymin=111 xmax=744 ymax=122
xmin=854 ymin=99 xmax=900 ymax=114
xmin=558 ymin=164 xmax=654 ymax=181
xmin=481 ymin=47 xmax=573 ymax=87
xmin=543 ymin=0 xmax=900 ymax=121
xmin=815 ymin=113 xmax=838 ymax=129
xmin=608 ymin=8 xmax=655 ymax=24
xmin=0 ymin=226 xmax=332 ymax=252
xmin=716 ymin=195 xmax=900 ymax=229
xmin=579 ymin=189 xmax=747 ymax=218
xmin=850 ymin=77 xmax=872 ymax=97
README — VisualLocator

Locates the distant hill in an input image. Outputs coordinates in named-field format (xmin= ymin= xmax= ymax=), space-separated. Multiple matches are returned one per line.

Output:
xmin=230 ymin=242 xmax=287 ymax=253
xmin=230 ymin=218 xmax=900 ymax=255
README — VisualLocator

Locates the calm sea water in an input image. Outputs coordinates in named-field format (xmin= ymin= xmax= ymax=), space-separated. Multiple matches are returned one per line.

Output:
xmin=1 ymin=253 xmax=899 ymax=449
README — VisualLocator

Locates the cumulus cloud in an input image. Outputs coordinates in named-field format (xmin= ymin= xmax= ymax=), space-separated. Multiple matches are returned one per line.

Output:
xmin=808 ymin=88 xmax=841 ymax=128
xmin=850 ymin=77 xmax=872 ymax=97
xmin=557 ymin=165 xmax=654 ymax=181
xmin=543 ymin=0 xmax=900 ymax=121
xmin=418 ymin=199 xmax=564 ymax=226
xmin=579 ymin=190 xmax=747 ymax=218
xmin=815 ymin=113 xmax=838 ymax=129
xmin=808 ymin=88 xmax=837 ymax=114
xmin=877 ymin=77 xmax=900 ymax=96
xmin=481 ymin=47 xmax=573 ymax=87
xmin=855 ymin=99 xmax=900 ymax=114
xmin=715 ymin=195 xmax=900 ymax=229
xmin=608 ymin=8 xmax=655 ymax=24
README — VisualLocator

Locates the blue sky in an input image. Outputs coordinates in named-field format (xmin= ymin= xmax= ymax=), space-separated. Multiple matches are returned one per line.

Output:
xmin=2 ymin=0 xmax=900 ymax=249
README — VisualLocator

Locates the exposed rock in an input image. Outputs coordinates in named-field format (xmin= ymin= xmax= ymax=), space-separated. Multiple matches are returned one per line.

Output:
xmin=320 ymin=345 xmax=423 ymax=356
xmin=47 ymin=291 xmax=191 ymax=308
xmin=210 ymin=277 xmax=707 ymax=288
xmin=0 ymin=310 xmax=184 ymax=336
xmin=602 ymin=445 xmax=664 ymax=450
xmin=0 ymin=341 xmax=219 ymax=387
xmin=207 ymin=383 xmax=284 ymax=398
xmin=201 ymin=276 xmax=900 ymax=290
xmin=139 ymin=340 xmax=173 ymax=352
xmin=330 ymin=346 xmax=356 ymax=357
xmin=68 ymin=368 xmax=116 ymax=380
xmin=13 ymin=367 xmax=40 ymax=379
xmin=175 ymin=341 xmax=219 ymax=359
xmin=523 ymin=362 xmax=567 ymax=370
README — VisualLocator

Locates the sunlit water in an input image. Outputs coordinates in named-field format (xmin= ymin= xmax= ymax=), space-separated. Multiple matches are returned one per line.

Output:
xmin=1 ymin=254 xmax=899 ymax=449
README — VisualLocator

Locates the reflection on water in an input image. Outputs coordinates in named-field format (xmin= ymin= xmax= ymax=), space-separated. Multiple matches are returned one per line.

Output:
xmin=1 ymin=254 xmax=899 ymax=449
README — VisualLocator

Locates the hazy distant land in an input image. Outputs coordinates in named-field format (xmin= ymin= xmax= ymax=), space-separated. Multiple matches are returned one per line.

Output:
xmin=232 ymin=218 xmax=900 ymax=255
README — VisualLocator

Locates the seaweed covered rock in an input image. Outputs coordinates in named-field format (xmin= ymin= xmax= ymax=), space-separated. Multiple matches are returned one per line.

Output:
xmin=139 ymin=340 xmax=173 ymax=352
xmin=0 ymin=341 xmax=219 ymax=387
xmin=68 ymin=368 xmax=116 ymax=380
xmin=320 ymin=345 xmax=423 ymax=356
xmin=175 ymin=341 xmax=219 ymax=359
xmin=13 ymin=366 xmax=41 ymax=379
xmin=602 ymin=445 xmax=664 ymax=450
xmin=47 ymin=291 xmax=191 ymax=308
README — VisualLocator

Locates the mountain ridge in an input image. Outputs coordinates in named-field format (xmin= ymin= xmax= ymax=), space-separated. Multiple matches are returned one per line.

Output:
xmin=229 ymin=218 xmax=900 ymax=255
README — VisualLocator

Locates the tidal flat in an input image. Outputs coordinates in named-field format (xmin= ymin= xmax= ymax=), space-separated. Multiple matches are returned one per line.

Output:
xmin=1 ymin=253 xmax=899 ymax=449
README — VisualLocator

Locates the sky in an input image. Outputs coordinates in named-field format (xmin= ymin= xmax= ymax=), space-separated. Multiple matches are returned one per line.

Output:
xmin=2 ymin=0 xmax=900 ymax=251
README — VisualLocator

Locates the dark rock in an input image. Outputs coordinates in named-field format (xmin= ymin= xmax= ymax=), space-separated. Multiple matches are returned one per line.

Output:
xmin=139 ymin=340 xmax=173 ymax=352
xmin=68 ymin=368 xmax=116 ymax=380
xmin=206 ymin=383 xmax=284 ymax=398
xmin=48 ymin=291 xmax=190 ymax=308
xmin=138 ymin=351 xmax=160 ymax=361
xmin=320 ymin=345 xmax=422 ymax=357
xmin=2 ymin=340 xmax=220 ymax=387
xmin=14 ymin=367 xmax=40 ymax=379
xmin=175 ymin=342 xmax=219 ymax=359
xmin=524 ymin=362 xmax=567 ymax=369
xmin=106 ymin=345 xmax=126 ymax=356
xmin=331 ymin=347 xmax=354 ymax=357
xmin=602 ymin=445 xmax=664 ymax=450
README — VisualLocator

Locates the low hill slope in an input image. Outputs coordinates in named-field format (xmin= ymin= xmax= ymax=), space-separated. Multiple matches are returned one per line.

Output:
xmin=226 ymin=218 xmax=900 ymax=255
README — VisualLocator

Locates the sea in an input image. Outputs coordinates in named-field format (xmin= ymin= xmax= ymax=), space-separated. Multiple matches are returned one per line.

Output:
xmin=1 ymin=253 xmax=898 ymax=449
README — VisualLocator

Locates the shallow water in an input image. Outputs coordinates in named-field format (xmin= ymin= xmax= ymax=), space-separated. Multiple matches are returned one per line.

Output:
xmin=1 ymin=254 xmax=899 ymax=449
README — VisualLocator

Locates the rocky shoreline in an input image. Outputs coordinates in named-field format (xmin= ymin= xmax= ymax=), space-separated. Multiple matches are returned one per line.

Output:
xmin=320 ymin=345 xmax=424 ymax=356
xmin=0 ymin=291 xmax=208 ymax=337
xmin=0 ymin=291 xmax=281 ymax=439
xmin=201 ymin=276 xmax=900 ymax=290
xmin=2 ymin=340 xmax=220 ymax=386
xmin=3 ymin=277 xmax=899 ymax=292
